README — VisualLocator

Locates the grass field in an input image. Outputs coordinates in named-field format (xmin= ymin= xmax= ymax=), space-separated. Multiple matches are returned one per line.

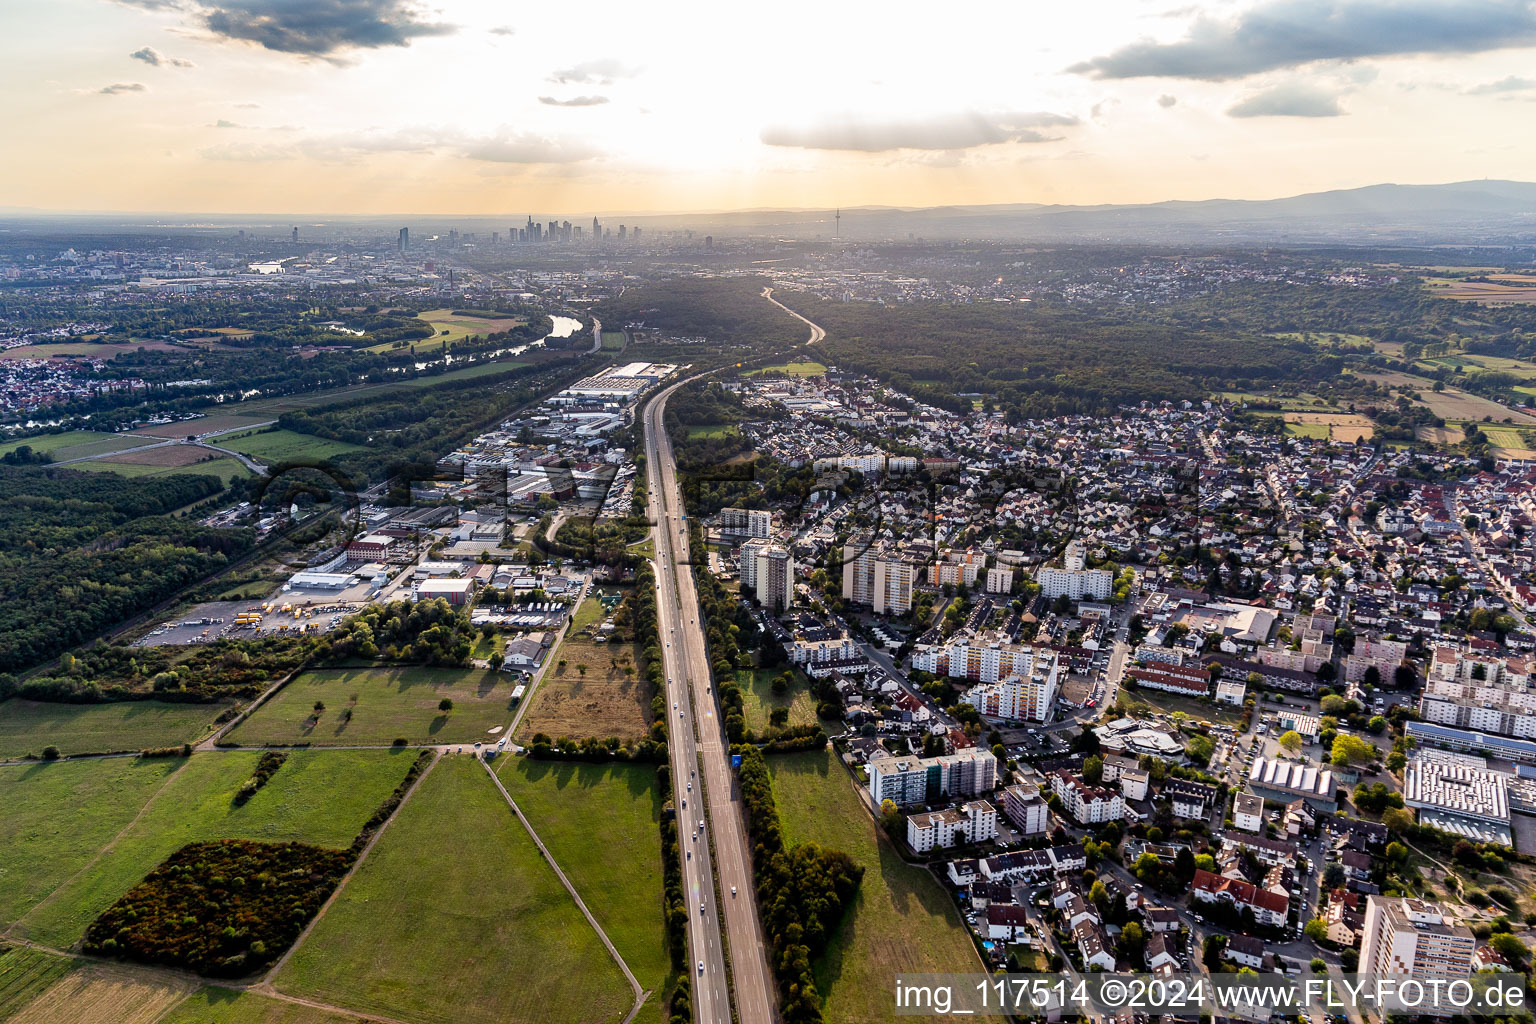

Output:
xmin=1422 ymin=278 xmax=1536 ymax=304
xmin=1118 ymin=687 xmax=1243 ymax=727
xmin=0 ymin=431 xmax=146 ymax=461
xmin=12 ymin=749 xmax=414 ymax=950
xmin=276 ymin=757 xmax=632 ymax=1024
xmin=131 ymin=416 xmax=269 ymax=439
xmin=6 ymin=963 xmax=194 ymax=1024
xmin=0 ymin=758 xmax=183 ymax=929
xmin=226 ymin=665 xmax=518 ymax=748
xmin=217 ymin=428 xmax=365 ymax=463
xmin=158 ymin=988 xmax=370 ymax=1024
xmin=0 ymin=699 xmax=230 ymax=760
xmin=748 ymin=360 xmax=827 ymax=377
xmin=0 ymin=341 xmax=181 ymax=361
xmin=769 ymin=750 xmax=979 ymax=1023
xmin=76 ymin=456 xmax=252 ymax=485
xmin=94 ymin=446 xmax=217 ymax=467
xmin=516 ymin=612 xmax=651 ymax=743
xmin=600 ymin=328 xmax=626 ymax=351
xmin=734 ymin=668 xmax=817 ymax=734
xmin=1283 ymin=422 xmax=1330 ymax=439
xmin=0 ymin=946 xmax=74 ymax=1021
xmin=496 ymin=757 xmax=671 ymax=1024
xmin=684 ymin=424 xmax=739 ymax=440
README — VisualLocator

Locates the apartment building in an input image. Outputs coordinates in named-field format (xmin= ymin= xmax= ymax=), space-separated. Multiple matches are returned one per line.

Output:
xmin=1126 ymin=661 xmax=1211 ymax=697
xmin=841 ymin=535 xmax=914 ymax=615
xmin=1049 ymin=771 xmax=1124 ymax=824
xmin=906 ymin=800 xmax=998 ymax=853
xmin=1000 ymin=782 xmax=1050 ymax=836
xmin=719 ymin=506 xmax=772 ymax=539
xmin=1418 ymin=648 xmax=1536 ymax=740
xmin=961 ymin=670 xmax=1059 ymax=723
xmin=867 ymin=749 xmax=998 ymax=807
xmin=1359 ymin=897 xmax=1476 ymax=978
xmin=985 ymin=566 xmax=1015 ymax=594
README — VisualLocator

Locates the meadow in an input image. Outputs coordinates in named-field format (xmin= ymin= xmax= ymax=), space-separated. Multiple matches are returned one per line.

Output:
xmin=275 ymin=757 xmax=632 ymax=1024
xmin=0 ymin=699 xmax=229 ymax=759
xmin=12 ymin=749 xmax=414 ymax=950
xmin=225 ymin=665 xmax=519 ymax=748
xmin=0 ymin=757 xmax=183 ymax=929
xmin=733 ymin=668 xmax=817 ymax=734
xmin=217 ymin=428 xmax=366 ymax=463
xmin=748 ymin=360 xmax=827 ymax=377
xmin=0 ymin=430 xmax=147 ymax=461
xmin=158 ymin=987 xmax=370 ymax=1024
xmin=496 ymin=757 xmax=671 ymax=1023
xmin=768 ymin=749 xmax=980 ymax=1023
xmin=76 ymin=456 xmax=252 ymax=485
xmin=0 ymin=945 xmax=75 ymax=1019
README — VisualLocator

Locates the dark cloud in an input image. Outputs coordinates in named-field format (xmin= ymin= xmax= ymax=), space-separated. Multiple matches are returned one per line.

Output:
xmin=199 ymin=0 xmax=455 ymax=56
xmin=761 ymin=111 xmax=1078 ymax=152
xmin=1157 ymin=93 xmax=1178 ymax=107
xmin=538 ymin=95 xmax=609 ymax=107
xmin=99 ymin=82 xmax=148 ymax=94
xmin=130 ymin=45 xmax=195 ymax=67
xmin=1070 ymin=0 xmax=1536 ymax=80
xmin=547 ymin=58 xmax=640 ymax=85
xmin=1226 ymin=82 xmax=1345 ymax=117
xmin=1466 ymin=74 xmax=1536 ymax=94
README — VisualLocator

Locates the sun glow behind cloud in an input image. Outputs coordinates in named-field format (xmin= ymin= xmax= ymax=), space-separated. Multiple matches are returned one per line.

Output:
xmin=2 ymin=0 xmax=1535 ymax=213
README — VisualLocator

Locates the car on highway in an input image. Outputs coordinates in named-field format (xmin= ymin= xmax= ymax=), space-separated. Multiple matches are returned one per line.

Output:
xmin=700 ymin=902 xmax=706 ymax=914
xmin=698 ymin=819 xmax=704 ymax=832
xmin=698 ymin=961 xmax=704 ymax=975
xmin=731 ymin=886 xmax=737 ymax=897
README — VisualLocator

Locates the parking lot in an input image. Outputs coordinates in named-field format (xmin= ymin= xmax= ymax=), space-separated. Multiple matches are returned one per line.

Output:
xmin=132 ymin=597 xmax=358 ymax=647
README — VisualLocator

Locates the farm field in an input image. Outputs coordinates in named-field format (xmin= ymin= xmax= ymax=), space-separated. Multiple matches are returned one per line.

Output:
xmin=1423 ymin=278 xmax=1536 ymax=304
xmin=769 ymin=749 xmax=979 ymax=1023
xmin=12 ymin=749 xmax=413 ymax=950
xmin=1420 ymin=386 xmax=1533 ymax=423
xmin=0 ymin=757 xmax=182 ymax=928
xmin=1419 ymin=353 xmax=1536 ymax=380
xmin=76 ymin=456 xmax=252 ymax=484
xmin=0 ymin=946 xmax=74 ymax=1020
xmin=496 ymin=757 xmax=670 ymax=1024
xmin=1416 ymin=425 xmax=1467 ymax=444
xmin=0 ymin=698 xmax=229 ymax=760
xmin=132 ymin=416 xmax=269 ymax=439
xmin=0 ymin=341 xmax=181 ymax=361
xmin=1480 ymin=426 xmax=1536 ymax=458
xmin=158 ymin=987 xmax=370 ymax=1024
xmin=6 ymin=963 xmax=193 ymax=1024
xmin=275 ymin=757 xmax=632 ymax=1024
xmin=1281 ymin=412 xmax=1375 ymax=442
xmin=733 ymin=668 xmax=817 ymax=734
xmin=217 ymin=428 xmax=365 ymax=463
xmin=515 ymin=607 xmax=651 ymax=743
xmin=1283 ymin=422 xmax=1329 ymax=439
xmin=748 ymin=360 xmax=827 ymax=377
xmin=417 ymin=308 xmax=528 ymax=344
xmin=225 ymin=665 xmax=518 ymax=747
xmin=93 ymin=445 xmax=217 ymax=467
xmin=0 ymin=430 xmax=146 ymax=461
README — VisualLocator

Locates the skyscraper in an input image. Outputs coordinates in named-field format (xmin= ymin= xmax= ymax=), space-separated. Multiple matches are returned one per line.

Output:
xmin=398 ymin=227 xmax=408 ymax=252
xmin=291 ymin=226 xmax=298 ymax=243
xmin=618 ymin=225 xmax=626 ymax=241
xmin=592 ymin=216 xmax=600 ymax=240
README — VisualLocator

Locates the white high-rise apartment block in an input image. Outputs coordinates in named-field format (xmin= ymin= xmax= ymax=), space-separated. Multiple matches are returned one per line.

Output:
xmin=1359 ymin=897 xmax=1475 ymax=978
xmin=739 ymin=538 xmax=769 ymax=591
xmin=755 ymin=546 xmax=794 ymax=613
xmin=985 ymin=566 xmax=1015 ymax=594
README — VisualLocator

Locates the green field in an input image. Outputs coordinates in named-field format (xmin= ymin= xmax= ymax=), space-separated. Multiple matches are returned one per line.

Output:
xmin=0 ymin=699 xmax=230 ymax=760
xmin=747 ymin=360 xmax=827 ymax=377
xmin=600 ymin=328 xmax=626 ymax=351
xmin=226 ymin=665 xmax=518 ymax=748
xmin=769 ymin=750 xmax=979 ymax=1023
xmin=74 ymin=456 xmax=253 ymax=485
xmin=684 ymin=424 xmax=739 ymax=440
xmin=1283 ymin=422 xmax=1330 ymax=439
xmin=276 ymin=757 xmax=632 ymax=1024
xmin=159 ymin=987 xmax=370 ymax=1024
xmin=733 ymin=668 xmax=817 ymax=734
xmin=1118 ymin=687 xmax=1243 ymax=727
xmin=0 ymin=757 xmax=183 ymax=929
xmin=496 ymin=757 xmax=670 ymax=1024
xmin=0 ymin=430 xmax=146 ymax=461
xmin=12 ymin=749 xmax=414 ymax=950
xmin=0 ymin=945 xmax=74 ymax=1020
xmin=218 ymin=429 xmax=365 ymax=463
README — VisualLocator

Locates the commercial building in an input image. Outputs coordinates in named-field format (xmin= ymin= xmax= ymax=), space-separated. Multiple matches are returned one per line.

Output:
xmin=867 ymin=749 xmax=998 ymax=807
xmin=414 ymin=578 xmax=474 ymax=605
xmin=1405 ymin=720 xmax=1536 ymax=767
xmin=1402 ymin=754 xmax=1512 ymax=846
xmin=1359 ymin=897 xmax=1476 ymax=978
xmin=1247 ymin=757 xmax=1336 ymax=811
xmin=906 ymin=800 xmax=998 ymax=853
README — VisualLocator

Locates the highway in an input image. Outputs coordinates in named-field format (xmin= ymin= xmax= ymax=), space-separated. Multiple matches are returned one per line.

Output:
xmin=644 ymin=380 xmax=777 ymax=1024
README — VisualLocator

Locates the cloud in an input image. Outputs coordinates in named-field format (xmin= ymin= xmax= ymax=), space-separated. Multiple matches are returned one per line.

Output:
xmin=235 ymin=101 xmax=261 ymax=108
xmin=547 ymin=58 xmax=640 ymax=85
xmin=197 ymin=0 xmax=454 ymax=56
xmin=1157 ymin=93 xmax=1178 ymax=107
xmin=1226 ymin=82 xmax=1345 ymax=117
xmin=212 ymin=118 xmax=245 ymax=127
xmin=201 ymin=126 xmax=599 ymax=165
xmin=99 ymin=82 xmax=148 ymax=94
xmin=489 ymin=25 xmax=515 ymax=36
xmin=761 ymin=111 xmax=1078 ymax=152
xmin=538 ymin=94 xmax=609 ymax=107
xmin=130 ymin=45 xmax=195 ymax=67
xmin=1069 ymin=0 xmax=1536 ymax=80
xmin=1466 ymin=74 xmax=1536 ymax=94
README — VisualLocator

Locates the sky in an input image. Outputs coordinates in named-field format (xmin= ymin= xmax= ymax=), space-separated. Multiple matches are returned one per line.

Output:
xmin=3 ymin=0 xmax=1536 ymax=215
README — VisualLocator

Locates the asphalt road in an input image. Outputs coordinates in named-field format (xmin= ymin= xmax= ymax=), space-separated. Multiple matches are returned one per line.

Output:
xmin=644 ymin=379 xmax=776 ymax=1024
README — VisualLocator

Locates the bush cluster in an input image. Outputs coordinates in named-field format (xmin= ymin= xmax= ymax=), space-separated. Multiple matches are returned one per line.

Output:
xmin=232 ymin=751 xmax=287 ymax=805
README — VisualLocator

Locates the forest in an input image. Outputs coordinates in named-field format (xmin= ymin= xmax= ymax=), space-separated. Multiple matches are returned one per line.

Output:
xmin=6 ymin=634 xmax=313 ymax=704
xmin=735 ymin=746 xmax=863 ymax=1024
xmin=322 ymin=598 xmax=477 ymax=665
xmin=594 ymin=277 xmax=805 ymax=357
xmin=0 ymin=467 xmax=249 ymax=674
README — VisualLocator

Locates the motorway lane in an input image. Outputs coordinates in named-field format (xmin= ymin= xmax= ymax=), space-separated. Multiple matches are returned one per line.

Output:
xmin=645 ymin=380 xmax=776 ymax=1024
